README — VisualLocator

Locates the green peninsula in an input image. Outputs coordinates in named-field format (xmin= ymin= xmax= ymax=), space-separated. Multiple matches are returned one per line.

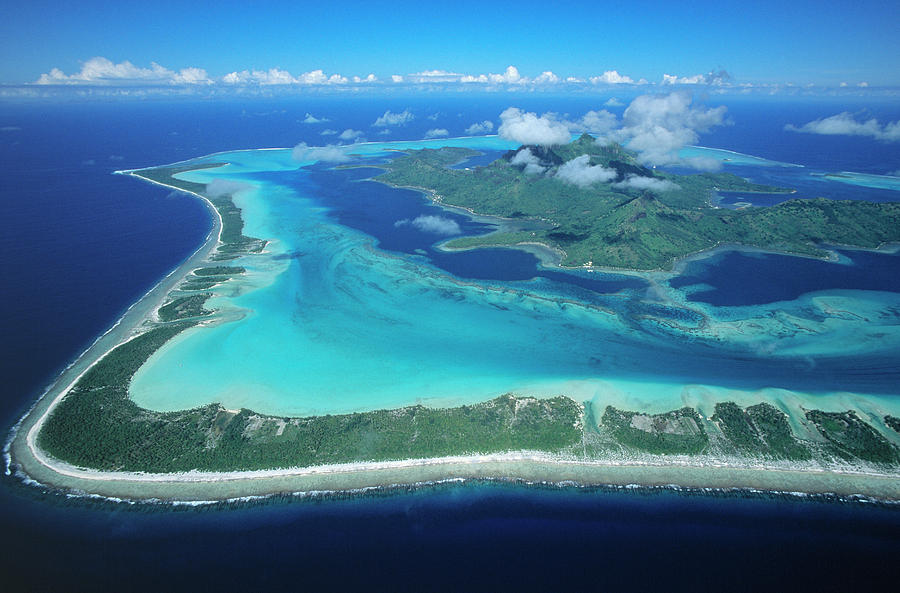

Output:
xmin=378 ymin=135 xmax=900 ymax=270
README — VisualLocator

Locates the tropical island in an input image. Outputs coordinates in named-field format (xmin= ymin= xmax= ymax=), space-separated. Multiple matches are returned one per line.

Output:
xmin=379 ymin=135 xmax=900 ymax=270
xmin=8 ymin=137 xmax=900 ymax=502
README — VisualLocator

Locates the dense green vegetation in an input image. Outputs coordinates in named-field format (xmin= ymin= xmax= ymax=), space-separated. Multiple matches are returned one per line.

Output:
xmin=886 ymin=415 xmax=900 ymax=433
xmin=38 ymin=322 xmax=899 ymax=470
xmin=193 ymin=266 xmax=245 ymax=276
xmin=38 ymin=322 xmax=582 ymax=471
xmin=180 ymin=266 xmax=246 ymax=291
xmin=157 ymin=294 xmax=213 ymax=322
xmin=711 ymin=402 xmax=811 ymax=460
xmin=600 ymin=405 xmax=708 ymax=455
xmin=130 ymin=164 xmax=266 ymax=260
xmin=380 ymin=136 xmax=900 ymax=270
xmin=745 ymin=403 xmax=812 ymax=460
xmin=806 ymin=410 xmax=900 ymax=464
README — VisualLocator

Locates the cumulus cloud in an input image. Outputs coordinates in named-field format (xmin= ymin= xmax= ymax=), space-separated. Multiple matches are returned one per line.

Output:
xmin=465 ymin=120 xmax=494 ymax=135
xmin=489 ymin=66 xmax=525 ymax=84
xmin=220 ymin=67 xmax=349 ymax=85
xmin=533 ymin=71 xmax=560 ymax=84
xmin=291 ymin=142 xmax=351 ymax=163
xmin=604 ymin=97 xmax=624 ymax=107
xmin=590 ymin=70 xmax=639 ymax=85
xmin=303 ymin=113 xmax=328 ymax=124
xmin=339 ymin=129 xmax=364 ymax=141
xmin=499 ymin=107 xmax=571 ymax=147
xmin=320 ymin=129 xmax=338 ymax=136
xmin=353 ymin=74 xmax=378 ymax=83
xmin=785 ymin=112 xmax=900 ymax=142
xmin=556 ymin=155 xmax=617 ymax=188
xmin=661 ymin=70 xmax=732 ymax=86
xmin=206 ymin=179 xmax=252 ymax=198
xmin=612 ymin=175 xmax=680 ymax=193
xmin=424 ymin=128 xmax=449 ymax=139
xmin=577 ymin=110 xmax=618 ymax=135
xmin=394 ymin=215 xmax=461 ymax=235
xmin=510 ymin=148 xmax=546 ymax=175
xmin=373 ymin=109 xmax=415 ymax=127
xmin=36 ymin=57 xmax=212 ymax=85
xmin=662 ymin=73 xmax=705 ymax=85
xmin=391 ymin=75 xmax=404 ymax=83
xmin=614 ymin=91 xmax=728 ymax=166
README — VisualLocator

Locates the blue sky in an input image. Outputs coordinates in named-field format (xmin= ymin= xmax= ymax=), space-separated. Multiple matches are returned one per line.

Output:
xmin=1 ymin=0 xmax=898 ymax=88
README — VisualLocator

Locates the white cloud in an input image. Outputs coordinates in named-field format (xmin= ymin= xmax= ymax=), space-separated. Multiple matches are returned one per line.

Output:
xmin=590 ymin=70 xmax=635 ymax=85
xmin=174 ymin=67 xmax=212 ymax=84
xmin=391 ymin=75 xmax=404 ymax=83
xmin=338 ymin=129 xmax=364 ymax=141
xmin=604 ymin=97 xmax=624 ymax=107
xmin=36 ymin=57 xmax=212 ymax=86
xmin=534 ymin=71 xmax=560 ymax=84
xmin=206 ymin=179 xmax=252 ymax=198
xmin=373 ymin=109 xmax=415 ymax=127
xmin=303 ymin=113 xmax=328 ymax=124
xmin=785 ymin=112 xmax=900 ymax=142
xmin=499 ymin=107 xmax=571 ymax=146
xmin=460 ymin=74 xmax=490 ymax=83
xmin=681 ymin=156 xmax=723 ymax=172
xmin=394 ymin=215 xmax=461 ymax=235
xmin=320 ymin=129 xmax=338 ymax=136
xmin=510 ymin=148 xmax=546 ymax=175
xmin=663 ymin=70 xmax=732 ymax=86
xmin=614 ymin=91 xmax=728 ymax=166
xmin=577 ymin=110 xmax=618 ymax=135
xmin=220 ymin=67 xmax=351 ymax=86
xmin=407 ymin=70 xmax=463 ymax=83
xmin=424 ymin=128 xmax=449 ymax=139
xmin=556 ymin=155 xmax=617 ymax=187
xmin=465 ymin=120 xmax=494 ymax=135
xmin=353 ymin=74 xmax=378 ymax=83
xmin=612 ymin=175 xmax=679 ymax=192
xmin=291 ymin=142 xmax=351 ymax=163
xmin=489 ymin=66 xmax=525 ymax=84
xmin=662 ymin=73 xmax=705 ymax=85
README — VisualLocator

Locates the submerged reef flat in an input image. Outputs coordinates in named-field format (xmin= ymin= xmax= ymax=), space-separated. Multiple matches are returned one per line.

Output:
xmin=9 ymin=137 xmax=900 ymax=502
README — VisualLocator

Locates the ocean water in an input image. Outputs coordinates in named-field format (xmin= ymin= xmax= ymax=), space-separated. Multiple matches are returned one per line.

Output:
xmin=2 ymin=95 xmax=900 ymax=590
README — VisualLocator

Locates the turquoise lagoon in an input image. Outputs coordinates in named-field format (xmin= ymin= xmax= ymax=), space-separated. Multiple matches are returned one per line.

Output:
xmin=129 ymin=137 xmax=900 ymax=421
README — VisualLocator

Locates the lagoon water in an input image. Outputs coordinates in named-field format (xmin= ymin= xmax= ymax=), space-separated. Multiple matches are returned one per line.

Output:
xmin=3 ymin=96 xmax=900 ymax=590
xmin=129 ymin=136 xmax=900 ymax=420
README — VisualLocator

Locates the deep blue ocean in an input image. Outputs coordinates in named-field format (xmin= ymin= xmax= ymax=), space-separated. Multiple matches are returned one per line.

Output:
xmin=1 ymin=94 xmax=899 ymax=591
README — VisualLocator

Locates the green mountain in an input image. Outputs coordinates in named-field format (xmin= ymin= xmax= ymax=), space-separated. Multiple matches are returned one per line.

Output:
xmin=378 ymin=135 xmax=900 ymax=270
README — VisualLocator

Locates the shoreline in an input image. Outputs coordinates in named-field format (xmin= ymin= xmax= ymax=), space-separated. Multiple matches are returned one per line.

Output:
xmin=13 ymin=447 xmax=900 ymax=503
xmin=8 ymin=153 xmax=900 ymax=504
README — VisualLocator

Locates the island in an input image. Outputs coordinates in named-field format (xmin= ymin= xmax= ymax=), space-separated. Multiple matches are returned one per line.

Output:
xmin=7 ymin=137 xmax=900 ymax=503
xmin=379 ymin=134 xmax=900 ymax=270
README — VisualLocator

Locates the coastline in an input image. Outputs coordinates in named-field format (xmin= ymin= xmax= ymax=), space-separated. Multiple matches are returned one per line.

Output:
xmin=7 ymin=154 xmax=900 ymax=505
xmin=12 ymin=446 xmax=900 ymax=503
xmin=5 ymin=169 xmax=224 ymax=486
